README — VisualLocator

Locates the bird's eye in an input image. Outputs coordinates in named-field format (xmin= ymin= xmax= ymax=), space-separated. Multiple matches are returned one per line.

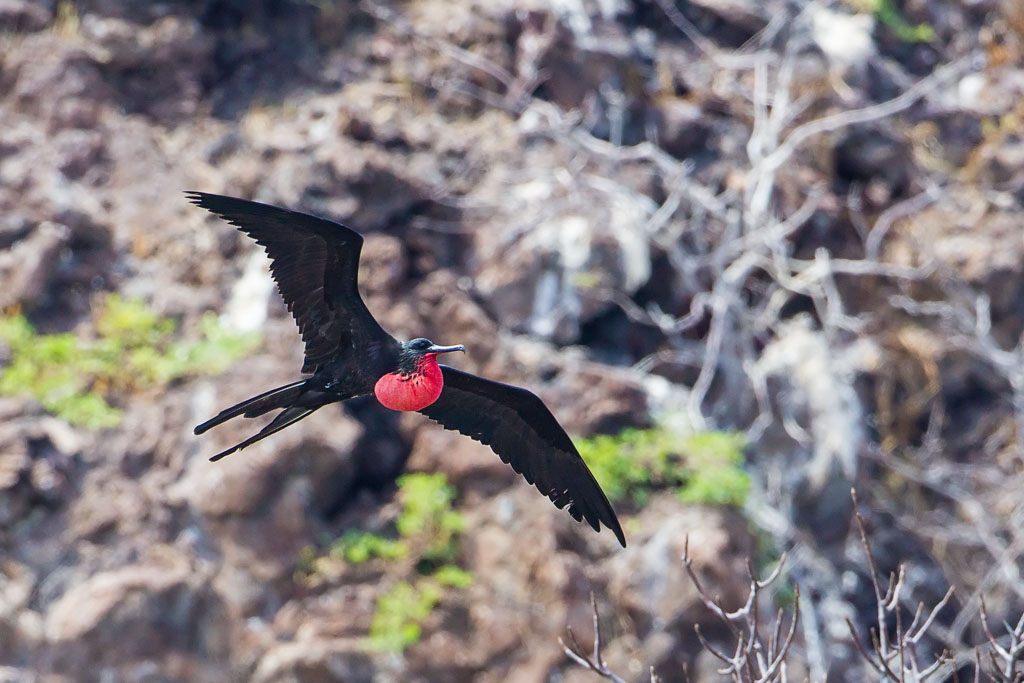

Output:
xmin=414 ymin=339 xmax=431 ymax=350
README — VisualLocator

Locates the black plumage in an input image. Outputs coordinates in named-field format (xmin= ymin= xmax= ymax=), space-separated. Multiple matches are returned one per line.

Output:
xmin=188 ymin=191 xmax=625 ymax=547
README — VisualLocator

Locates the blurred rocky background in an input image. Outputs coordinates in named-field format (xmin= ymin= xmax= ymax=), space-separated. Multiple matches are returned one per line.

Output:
xmin=1 ymin=0 xmax=1023 ymax=681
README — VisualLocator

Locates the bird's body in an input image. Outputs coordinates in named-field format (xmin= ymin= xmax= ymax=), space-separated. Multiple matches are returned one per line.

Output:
xmin=188 ymin=192 xmax=625 ymax=547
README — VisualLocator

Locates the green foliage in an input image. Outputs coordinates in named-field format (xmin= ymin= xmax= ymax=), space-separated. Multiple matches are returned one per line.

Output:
xmin=846 ymin=0 xmax=935 ymax=43
xmin=575 ymin=428 xmax=671 ymax=506
xmin=396 ymin=472 xmax=466 ymax=563
xmin=432 ymin=564 xmax=474 ymax=588
xmin=0 ymin=295 xmax=260 ymax=428
xmin=314 ymin=473 xmax=467 ymax=572
xmin=872 ymin=0 xmax=935 ymax=43
xmin=0 ymin=315 xmax=120 ymax=428
xmin=366 ymin=580 xmax=442 ymax=653
xmin=324 ymin=474 xmax=466 ymax=567
xmin=576 ymin=427 xmax=750 ymax=508
xmin=330 ymin=530 xmax=407 ymax=563
xmin=365 ymin=563 xmax=474 ymax=653
xmin=303 ymin=473 xmax=474 ymax=654
xmin=677 ymin=432 xmax=750 ymax=507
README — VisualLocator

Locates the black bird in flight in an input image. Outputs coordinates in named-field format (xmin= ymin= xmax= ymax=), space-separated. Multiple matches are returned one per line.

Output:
xmin=187 ymin=192 xmax=625 ymax=547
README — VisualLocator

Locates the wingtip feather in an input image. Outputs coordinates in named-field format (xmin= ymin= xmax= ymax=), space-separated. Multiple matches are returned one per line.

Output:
xmin=601 ymin=504 xmax=627 ymax=548
xmin=610 ymin=521 xmax=627 ymax=548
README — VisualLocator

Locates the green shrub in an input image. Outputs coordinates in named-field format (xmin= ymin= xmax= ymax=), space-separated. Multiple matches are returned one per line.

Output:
xmin=432 ymin=564 xmax=474 ymax=588
xmin=396 ymin=472 xmax=466 ymax=563
xmin=365 ymin=563 xmax=474 ymax=653
xmin=313 ymin=473 xmax=467 ymax=573
xmin=845 ymin=0 xmax=935 ymax=43
xmin=366 ymin=580 xmax=442 ymax=653
xmin=574 ymin=428 xmax=658 ymax=505
xmin=0 ymin=295 xmax=260 ymax=428
xmin=677 ymin=431 xmax=750 ymax=507
xmin=576 ymin=427 xmax=749 ymax=507
xmin=304 ymin=473 xmax=474 ymax=653
xmin=330 ymin=530 xmax=407 ymax=563
xmin=872 ymin=0 xmax=935 ymax=43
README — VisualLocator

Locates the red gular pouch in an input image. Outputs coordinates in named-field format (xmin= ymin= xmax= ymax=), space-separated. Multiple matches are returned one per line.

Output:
xmin=374 ymin=354 xmax=445 ymax=411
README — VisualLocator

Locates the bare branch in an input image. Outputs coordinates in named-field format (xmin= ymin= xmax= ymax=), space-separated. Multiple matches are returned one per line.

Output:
xmin=558 ymin=595 xmax=628 ymax=683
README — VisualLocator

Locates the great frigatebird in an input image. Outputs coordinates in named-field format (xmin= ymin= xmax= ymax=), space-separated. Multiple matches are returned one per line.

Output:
xmin=187 ymin=192 xmax=625 ymax=547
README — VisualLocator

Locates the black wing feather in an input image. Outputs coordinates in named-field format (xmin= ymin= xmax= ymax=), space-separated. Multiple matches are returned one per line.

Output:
xmin=185 ymin=192 xmax=393 ymax=372
xmin=420 ymin=366 xmax=626 ymax=547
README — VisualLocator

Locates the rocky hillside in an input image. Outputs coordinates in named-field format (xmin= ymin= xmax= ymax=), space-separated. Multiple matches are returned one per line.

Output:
xmin=2 ymin=0 xmax=1024 ymax=681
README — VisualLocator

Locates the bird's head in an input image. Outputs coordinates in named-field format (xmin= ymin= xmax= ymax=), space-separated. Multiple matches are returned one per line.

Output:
xmin=398 ymin=338 xmax=466 ymax=374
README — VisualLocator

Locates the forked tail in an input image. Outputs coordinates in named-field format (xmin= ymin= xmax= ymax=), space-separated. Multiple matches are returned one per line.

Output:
xmin=195 ymin=379 xmax=329 ymax=461
xmin=208 ymin=405 xmax=320 ymax=461
xmin=194 ymin=379 xmax=361 ymax=461
xmin=194 ymin=380 xmax=307 ymax=435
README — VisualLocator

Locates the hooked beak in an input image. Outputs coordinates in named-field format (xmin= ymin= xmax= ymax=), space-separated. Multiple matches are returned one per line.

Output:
xmin=426 ymin=344 xmax=466 ymax=355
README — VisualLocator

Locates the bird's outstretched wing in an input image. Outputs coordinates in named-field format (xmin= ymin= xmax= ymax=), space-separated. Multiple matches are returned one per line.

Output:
xmin=186 ymin=192 xmax=393 ymax=372
xmin=419 ymin=366 xmax=626 ymax=547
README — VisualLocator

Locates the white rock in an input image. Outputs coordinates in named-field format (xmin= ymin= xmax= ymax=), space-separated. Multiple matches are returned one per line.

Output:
xmin=810 ymin=6 xmax=875 ymax=67
xmin=221 ymin=247 xmax=275 ymax=334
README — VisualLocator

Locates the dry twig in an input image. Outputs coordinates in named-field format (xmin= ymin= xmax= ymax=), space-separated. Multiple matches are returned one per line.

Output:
xmin=846 ymin=490 xmax=956 ymax=681
xmin=560 ymin=593 xmax=663 ymax=683
xmin=682 ymin=537 xmax=800 ymax=683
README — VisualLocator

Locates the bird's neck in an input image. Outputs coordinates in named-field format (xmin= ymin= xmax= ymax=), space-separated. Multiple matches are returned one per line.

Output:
xmin=374 ymin=354 xmax=444 ymax=411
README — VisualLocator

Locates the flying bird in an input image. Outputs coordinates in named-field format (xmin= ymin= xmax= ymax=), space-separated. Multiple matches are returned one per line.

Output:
xmin=187 ymin=192 xmax=625 ymax=547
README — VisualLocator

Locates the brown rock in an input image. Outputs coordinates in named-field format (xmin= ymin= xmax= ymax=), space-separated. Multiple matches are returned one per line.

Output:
xmin=543 ymin=360 xmax=650 ymax=435
xmin=0 ymin=222 xmax=69 ymax=310
xmin=358 ymin=233 xmax=408 ymax=297
xmin=0 ymin=667 xmax=71 ymax=683
xmin=252 ymin=638 xmax=375 ymax=683
xmin=79 ymin=14 xmax=214 ymax=122
xmin=472 ymin=194 xmax=652 ymax=344
xmin=7 ymin=35 xmax=111 ymax=128
xmin=67 ymin=470 xmax=151 ymax=542
xmin=0 ymin=425 xmax=30 ymax=493
xmin=0 ymin=560 xmax=34 ymax=619
xmin=54 ymin=128 xmax=107 ymax=180
xmin=689 ymin=0 xmax=770 ymax=32
xmin=0 ymin=414 xmax=86 ymax=527
xmin=886 ymin=190 xmax=1024 ymax=347
xmin=44 ymin=548 xmax=228 ymax=670
xmin=405 ymin=422 xmax=516 ymax=491
xmin=410 ymin=270 xmax=501 ymax=362
xmin=0 ymin=0 xmax=53 ymax=32
xmin=653 ymin=97 xmax=709 ymax=159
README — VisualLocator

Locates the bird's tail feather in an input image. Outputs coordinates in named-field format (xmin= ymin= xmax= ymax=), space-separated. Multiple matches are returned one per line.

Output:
xmin=194 ymin=379 xmax=307 ymax=435
xmin=208 ymin=406 xmax=319 ymax=462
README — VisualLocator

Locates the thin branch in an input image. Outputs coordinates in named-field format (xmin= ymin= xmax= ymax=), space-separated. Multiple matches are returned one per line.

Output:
xmin=559 ymin=594 xmax=628 ymax=683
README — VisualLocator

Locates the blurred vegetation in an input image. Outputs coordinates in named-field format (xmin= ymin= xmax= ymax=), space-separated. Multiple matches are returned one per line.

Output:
xmin=331 ymin=530 xmax=407 ymax=564
xmin=367 ymin=579 xmax=443 ymax=653
xmin=846 ymin=0 xmax=936 ymax=42
xmin=327 ymin=472 xmax=465 ymax=567
xmin=298 ymin=473 xmax=473 ymax=653
xmin=576 ymin=427 xmax=749 ymax=508
xmin=676 ymin=431 xmax=750 ymax=506
xmin=432 ymin=564 xmax=474 ymax=589
xmin=0 ymin=294 xmax=260 ymax=428
xmin=396 ymin=472 xmax=466 ymax=566
xmin=873 ymin=0 xmax=935 ymax=42
xmin=366 ymin=564 xmax=475 ymax=653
